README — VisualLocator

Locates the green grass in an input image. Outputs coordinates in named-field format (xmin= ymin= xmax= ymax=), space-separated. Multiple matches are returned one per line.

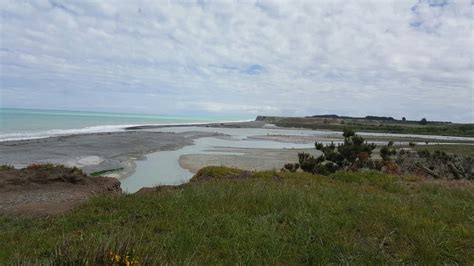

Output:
xmin=1 ymin=167 xmax=473 ymax=264
xmin=411 ymin=144 xmax=474 ymax=157
xmin=0 ymin=165 xmax=15 ymax=170
xmin=275 ymin=120 xmax=474 ymax=137
xmin=90 ymin=167 xmax=124 ymax=177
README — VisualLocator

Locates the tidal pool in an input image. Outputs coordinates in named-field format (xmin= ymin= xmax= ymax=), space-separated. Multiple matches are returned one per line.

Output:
xmin=120 ymin=135 xmax=314 ymax=193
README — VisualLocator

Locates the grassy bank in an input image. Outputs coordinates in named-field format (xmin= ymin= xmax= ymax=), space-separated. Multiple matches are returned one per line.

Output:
xmin=1 ymin=167 xmax=473 ymax=264
xmin=411 ymin=144 xmax=474 ymax=157
xmin=263 ymin=117 xmax=474 ymax=137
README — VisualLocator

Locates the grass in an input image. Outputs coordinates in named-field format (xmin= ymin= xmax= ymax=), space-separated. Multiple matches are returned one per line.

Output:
xmin=1 ymin=167 xmax=473 ymax=264
xmin=411 ymin=144 xmax=474 ymax=157
xmin=0 ymin=165 xmax=15 ymax=170
xmin=274 ymin=119 xmax=474 ymax=137
xmin=90 ymin=167 xmax=124 ymax=177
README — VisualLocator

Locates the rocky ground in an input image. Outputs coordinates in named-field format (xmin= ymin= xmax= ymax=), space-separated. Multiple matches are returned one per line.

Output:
xmin=0 ymin=165 xmax=121 ymax=216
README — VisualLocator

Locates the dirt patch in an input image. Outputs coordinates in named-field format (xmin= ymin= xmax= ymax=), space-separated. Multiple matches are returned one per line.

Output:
xmin=0 ymin=165 xmax=121 ymax=217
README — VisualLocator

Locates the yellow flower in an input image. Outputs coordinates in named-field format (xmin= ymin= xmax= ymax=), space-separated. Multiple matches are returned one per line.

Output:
xmin=114 ymin=254 xmax=121 ymax=263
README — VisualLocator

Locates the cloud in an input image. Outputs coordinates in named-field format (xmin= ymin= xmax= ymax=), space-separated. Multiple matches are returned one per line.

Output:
xmin=0 ymin=0 xmax=473 ymax=122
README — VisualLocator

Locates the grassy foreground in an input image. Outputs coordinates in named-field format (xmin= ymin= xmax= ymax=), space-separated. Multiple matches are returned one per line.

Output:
xmin=1 ymin=167 xmax=473 ymax=264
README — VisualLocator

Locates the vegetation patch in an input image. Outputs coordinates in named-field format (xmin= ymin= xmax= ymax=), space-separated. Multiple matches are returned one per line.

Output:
xmin=90 ymin=168 xmax=124 ymax=177
xmin=1 ymin=166 xmax=473 ymax=264
xmin=257 ymin=116 xmax=474 ymax=137
xmin=283 ymin=128 xmax=473 ymax=181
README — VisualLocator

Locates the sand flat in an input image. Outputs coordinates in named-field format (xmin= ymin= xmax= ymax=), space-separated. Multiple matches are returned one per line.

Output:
xmin=179 ymin=148 xmax=322 ymax=173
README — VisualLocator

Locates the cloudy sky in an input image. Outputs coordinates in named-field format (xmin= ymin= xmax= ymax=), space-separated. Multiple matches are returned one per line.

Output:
xmin=0 ymin=0 xmax=473 ymax=121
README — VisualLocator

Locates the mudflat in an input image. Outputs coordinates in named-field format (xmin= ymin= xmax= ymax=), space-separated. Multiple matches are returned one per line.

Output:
xmin=0 ymin=130 xmax=220 ymax=176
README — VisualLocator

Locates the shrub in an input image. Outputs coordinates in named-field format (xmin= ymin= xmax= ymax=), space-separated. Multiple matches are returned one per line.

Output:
xmin=0 ymin=164 xmax=15 ymax=170
xmin=342 ymin=127 xmax=355 ymax=138
xmin=298 ymin=129 xmax=377 ymax=175
xmin=284 ymin=163 xmax=299 ymax=172
xmin=298 ymin=153 xmax=324 ymax=173
xmin=380 ymin=147 xmax=390 ymax=161
xmin=417 ymin=149 xmax=431 ymax=158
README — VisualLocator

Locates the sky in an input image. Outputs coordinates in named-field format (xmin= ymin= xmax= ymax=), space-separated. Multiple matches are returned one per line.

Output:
xmin=0 ymin=0 xmax=473 ymax=122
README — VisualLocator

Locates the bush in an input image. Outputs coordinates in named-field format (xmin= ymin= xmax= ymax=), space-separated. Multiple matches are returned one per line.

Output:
xmin=298 ymin=129 xmax=377 ymax=175
xmin=342 ymin=127 xmax=355 ymax=138
xmin=284 ymin=163 xmax=299 ymax=173
xmin=380 ymin=147 xmax=390 ymax=161
xmin=417 ymin=149 xmax=431 ymax=158
xmin=0 ymin=165 xmax=15 ymax=170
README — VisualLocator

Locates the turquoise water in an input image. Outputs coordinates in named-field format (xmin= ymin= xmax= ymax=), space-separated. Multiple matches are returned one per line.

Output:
xmin=0 ymin=108 xmax=250 ymax=141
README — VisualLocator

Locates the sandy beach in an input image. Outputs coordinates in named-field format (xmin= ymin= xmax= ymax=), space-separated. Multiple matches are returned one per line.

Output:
xmin=179 ymin=147 xmax=322 ymax=173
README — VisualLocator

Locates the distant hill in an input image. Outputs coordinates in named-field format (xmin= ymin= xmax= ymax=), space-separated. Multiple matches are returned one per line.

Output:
xmin=255 ymin=115 xmax=473 ymax=137
xmin=257 ymin=115 xmax=451 ymax=124
xmin=308 ymin=114 xmax=397 ymax=121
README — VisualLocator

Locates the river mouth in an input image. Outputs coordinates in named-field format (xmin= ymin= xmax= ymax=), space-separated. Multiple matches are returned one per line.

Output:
xmin=120 ymin=126 xmax=474 ymax=193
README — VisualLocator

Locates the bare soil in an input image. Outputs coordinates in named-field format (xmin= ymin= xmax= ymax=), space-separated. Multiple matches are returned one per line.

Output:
xmin=0 ymin=166 xmax=121 ymax=217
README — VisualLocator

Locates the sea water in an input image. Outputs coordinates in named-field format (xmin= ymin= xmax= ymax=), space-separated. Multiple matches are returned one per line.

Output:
xmin=0 ymin=108 xmax=250 ymax=142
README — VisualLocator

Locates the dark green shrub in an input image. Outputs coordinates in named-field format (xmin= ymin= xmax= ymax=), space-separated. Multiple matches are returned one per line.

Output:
xmin=299 ymin=129 xmax=377 ymax=175
xmin=0 ymin=165 xmax=15 ymax=170
xmin=342 ymin=127 xmax=355 ymax=138
xmin=284 ymin=163 xmax=300 ymax=173
xmin=417 ymin=149 xmax=431 ymax=158
xmin=380 ymin=147 xmax=390 ymax=161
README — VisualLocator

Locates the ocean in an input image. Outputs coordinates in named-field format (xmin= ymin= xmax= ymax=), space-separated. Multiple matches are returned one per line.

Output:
xmin=0 ymin=108 xmax=250 ymax=142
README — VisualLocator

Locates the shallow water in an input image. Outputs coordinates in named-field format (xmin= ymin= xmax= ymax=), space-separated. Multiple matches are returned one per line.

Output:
xmin=120 ymin=135 xmax=314 ymax=193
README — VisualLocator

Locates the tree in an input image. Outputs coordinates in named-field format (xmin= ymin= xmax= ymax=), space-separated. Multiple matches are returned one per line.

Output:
xmin=420 ymin=118 xmax=428 ymax=125
xmin=402 ymin=117 xmax=406 ymax=122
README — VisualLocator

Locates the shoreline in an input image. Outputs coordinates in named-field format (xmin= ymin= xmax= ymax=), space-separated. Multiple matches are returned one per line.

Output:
xmin=0 ymin=120 xmax=257 ymax=143
xmin=0 ymin=130 xmax=222 ymax=179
